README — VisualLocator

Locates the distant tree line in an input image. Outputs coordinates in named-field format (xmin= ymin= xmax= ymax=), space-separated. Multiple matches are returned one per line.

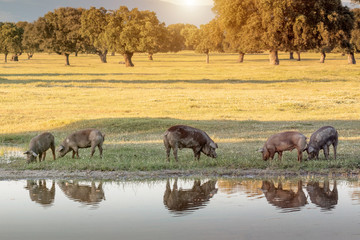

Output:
xmin=1 ymin=1 xmax=360 ymax=66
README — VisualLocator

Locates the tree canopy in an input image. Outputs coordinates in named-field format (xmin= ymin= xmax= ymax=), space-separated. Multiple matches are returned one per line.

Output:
xmin=81 ymin=7 xmax=110 ymax=63
xmin=214 ymin=0 xmax=356 ymax=65
xmin=195 ymin=19 xmax=224 ymax=64
xmin=0 ymin=3 xmax=358 ymax=66
xmin=37 ymin=7 xmax=86 ymax=65
xmin=106 ymin=6 xmax=166 ymax=66
xmin=0 ymin=22 xmax=23 ymax=62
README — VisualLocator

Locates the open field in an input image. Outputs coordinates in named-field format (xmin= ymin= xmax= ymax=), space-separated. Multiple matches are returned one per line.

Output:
xmin=0 ymin=51 xmax=359 ymax=173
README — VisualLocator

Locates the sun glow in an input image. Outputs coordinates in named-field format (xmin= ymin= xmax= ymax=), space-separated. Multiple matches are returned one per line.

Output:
xmin=162 ymin=0 xmax=213 ymax=7
xmin=185 ymin=0 xmax=194 ymax=6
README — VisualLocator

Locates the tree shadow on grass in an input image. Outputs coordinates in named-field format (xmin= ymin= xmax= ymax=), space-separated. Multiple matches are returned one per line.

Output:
xmin=1 ymin=118 xmax=359 ymax=143
xmin=0 ymin=78 xmax=347 ymax=86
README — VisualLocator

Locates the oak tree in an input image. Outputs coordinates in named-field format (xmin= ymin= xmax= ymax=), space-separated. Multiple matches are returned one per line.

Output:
xmin=38 ymin=7 xmax=86 ymax=65
xmin=0 ymin=22 xmax=23 ymax=62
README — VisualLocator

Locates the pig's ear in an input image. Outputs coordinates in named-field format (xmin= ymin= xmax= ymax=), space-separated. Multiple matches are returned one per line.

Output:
xmin=30 ymin=151 xmax=38 ymax=157
xmin=210 ymin=142 xmax=217 ymax=149
xmin=308 ymin=146 xmax=314 ymax=153
xmin=23 ymin=151 xmax=29 ymax=155
xmin=57 ymin=145 xmax=64 ymax=152
xmin=257 ymin=148 xmax=264 ymax=153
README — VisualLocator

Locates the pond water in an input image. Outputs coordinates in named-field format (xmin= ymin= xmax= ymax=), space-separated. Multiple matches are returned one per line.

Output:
xmin=0 ymin=145 xmax=25 ymax=163
xmin=1 ymin=178 xmax=360 ymax=240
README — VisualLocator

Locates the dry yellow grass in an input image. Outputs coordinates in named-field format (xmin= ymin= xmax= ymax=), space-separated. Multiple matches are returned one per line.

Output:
xmin=0 ymin=51 xmax=359 ymax=135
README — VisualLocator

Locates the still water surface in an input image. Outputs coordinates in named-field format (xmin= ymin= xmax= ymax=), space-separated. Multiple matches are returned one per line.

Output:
xmin=1 ymin=178 xmax=360 ymax=240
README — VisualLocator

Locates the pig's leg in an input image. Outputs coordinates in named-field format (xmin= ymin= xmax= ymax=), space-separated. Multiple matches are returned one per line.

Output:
xmin=166 ymin=147 xmax=171 ymax=162
xmin=50 ymin=143 xmax=56 ymax=160
xmin=163 ymin=138 xmax=171 ymax=162
xmin=278 ymin=151 xmax=283 ymax=161
xmin=98 ymin=144 xmax=103 ymax=158
xmin=90 ymin=145 xmax=96 ymax=157
xmin=193 ymin=147 xmax=201 ymax=161
xmin=333 ymin=141 xmax=337 ymax=160
xmin=173 ymin=143 xmax=179 ymax=162
xmin=42 ymin=151 xmax=46 ymax=161
xmin=38 ymin=152 xmax=42 ymax=162
xmin=72 ymin=150 xmax=76 ymax=158
xmin=323 ymin=145 xmax=329 ymax=160
xmin=297 ymin=149 xmax=303 ymax=162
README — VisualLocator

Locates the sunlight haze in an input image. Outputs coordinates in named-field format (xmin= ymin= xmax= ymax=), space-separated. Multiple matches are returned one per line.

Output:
xmin=161 ymin=0 xmax=213 ymax=6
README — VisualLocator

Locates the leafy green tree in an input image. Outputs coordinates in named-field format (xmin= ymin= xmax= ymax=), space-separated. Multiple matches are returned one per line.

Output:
xmin=166 ymin=23 xmax=186 ymax=52
xmin=214 ymin=0 xmax=260 ymax=63
xmin=180 ymin=24 xmax=199 ymax=50
xmin=214 ymin=0 xmax=291 ymax=65
xmin=313 ymin=0 xmax=355 ymax=63
xmin=21 ymin=22 xmax=42 ymax=59
xmin=137 ymin=10 xmax=168 ymax=60
xmin=81 ymin=7 xmax=110 ymax=63
xmin=351 ymin=8 xmax=360 ymax=53
xmin=106 ymin=6 xmax=166 ymax=67
xmin=38 ymin=7 xmax=87 ymax=65
xmin=0 ymin=22 xmax=23 ymax=62
xmin=195 ymin=19 xmax=224 ymax=64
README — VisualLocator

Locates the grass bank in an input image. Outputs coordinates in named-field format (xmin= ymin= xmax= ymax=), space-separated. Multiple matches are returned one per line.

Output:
xmin=0 ymin=52 xmax=359 ymax=173
xmin=1 ymin=118 xmax=359 ymax=173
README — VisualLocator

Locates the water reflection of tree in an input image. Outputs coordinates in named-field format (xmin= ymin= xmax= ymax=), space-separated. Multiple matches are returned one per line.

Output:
xmin=57 ymin=181 xmax=105 ymax=206
xmin=350 ymin=181 xmax=360 ymax=205
xmin=217 ymin=180 xmax=263 ymax=199
xmin=163 ymin=179 xmax=217 ymax=215
xmin=306 ymin=181 xmax=338 ymax=211
xmin=24 ymin=180 xmax=55 ymax=207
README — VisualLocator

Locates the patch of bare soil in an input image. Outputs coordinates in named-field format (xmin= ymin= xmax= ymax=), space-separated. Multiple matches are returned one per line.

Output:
xmin=0 ymin=168 xmax=359 ymax=180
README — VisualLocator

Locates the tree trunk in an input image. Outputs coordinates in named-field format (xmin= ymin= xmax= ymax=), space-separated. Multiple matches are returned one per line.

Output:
xmin=4 ymin=53 xmax=8 ymax=63
xmin=75 ymin=52 xmax=78 ymax=57
xmin=64 ymin=53 xmax=70 ymax=66
xmin=27 ymin=53 xmax=33 ymax=59
xmin=320 ymin=50 xmax=326 ymax=63
xmin=238 ymin=52 xmax=245 ymax=63
xmin=269 ymin=50 xmax=279 ymax=65
xmin=111 ymin=52 xmax=115 ymax=56
xmin=347 ymin=52 xmax=356 ymax=64
xmin=205 ymin=50 xmax=210 ymax=64
xmin=148 ymin=53 xmax=153 ymax=61
xmin=124 ymin=52 xmax=134 ymax=67
xmin=296 ymin=51 xmax=301 ymax=61
xmin=98 ymin=50 xmax=107 ymax=63
xmin=289 ymin=52 xmax=294 ymax=60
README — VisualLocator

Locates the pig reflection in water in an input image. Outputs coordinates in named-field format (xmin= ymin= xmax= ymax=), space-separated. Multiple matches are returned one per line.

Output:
xmin=261 ymin=181 xmax=307 ymax=210
xmin=25 ymin=180 xmax=55 ymax=206
xmin=307 ymin=181 xmax=338 ymax=210
xmin=163 ymin=179 xmax=218 ymax=213
xmin=58 ymin=181 xmax=105 ymax=205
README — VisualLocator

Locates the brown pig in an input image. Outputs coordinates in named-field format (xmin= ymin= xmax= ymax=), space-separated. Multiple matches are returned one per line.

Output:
xmin=259 ymin=131 xmax=307 ymax=162
xmin=24 ymin=132 xmax=56 ymax=163
xmin=57 ymin=129 xmax=105 ymax=158
xmin=163 ymin=125 xmax=218 ymax=162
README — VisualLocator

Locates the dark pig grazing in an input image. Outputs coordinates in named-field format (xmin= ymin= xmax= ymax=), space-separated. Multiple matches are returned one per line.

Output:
xmin=163 ymin=125 xmax=218 ymax=162
xmin=57 ymin=129 xmax=105 ymax=158
xmin=259 ymin=131 xmax=307 ymax=162
xmin=305 ymin=126 xmax=338 ymax=160
xmin=24 ymin=132 xmax=56 ymax=163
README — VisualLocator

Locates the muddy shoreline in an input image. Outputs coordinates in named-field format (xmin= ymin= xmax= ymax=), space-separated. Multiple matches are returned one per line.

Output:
xmin=0 ymin=168 xmax=359 ymax=180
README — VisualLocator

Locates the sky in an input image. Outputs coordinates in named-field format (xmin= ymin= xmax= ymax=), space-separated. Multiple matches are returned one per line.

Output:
xmin=0 ymin=0 xmax=215 ymax=26
xmin=0 ymin=0 xmax=359 ymax=27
